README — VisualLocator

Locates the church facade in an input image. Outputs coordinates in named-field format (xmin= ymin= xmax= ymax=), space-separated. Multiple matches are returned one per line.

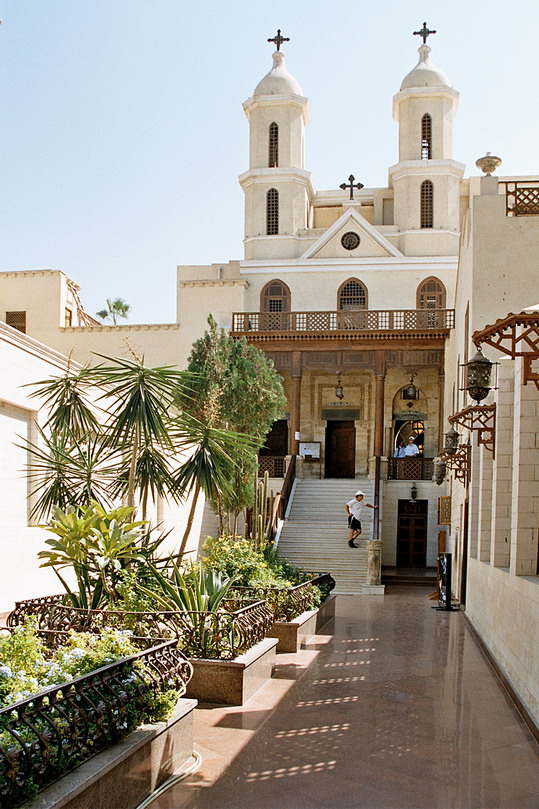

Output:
xmin=0 ymin=29 xmax=538 ymax=728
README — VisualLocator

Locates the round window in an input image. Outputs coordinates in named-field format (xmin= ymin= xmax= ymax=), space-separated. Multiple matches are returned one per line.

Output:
xmin=341 ymin=231 xmax=360 ymax=250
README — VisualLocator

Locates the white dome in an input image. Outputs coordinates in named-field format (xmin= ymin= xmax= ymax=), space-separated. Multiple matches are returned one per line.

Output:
xmin=253 ymin=51 xmax=303 ymax=96
xmin=400 ymin=44 xmax=450 ymax=90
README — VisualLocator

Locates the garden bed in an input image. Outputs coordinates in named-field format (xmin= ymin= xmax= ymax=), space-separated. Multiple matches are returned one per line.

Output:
xmin=270 ymin=594 xmax=336 ymax=653
xmin=185 ymin=636 xmax=278 ymax=705
xmin=0 ymin=633 xmax=193 ymax=808
xmin=20 ymin=697 xmax=196 ymax=809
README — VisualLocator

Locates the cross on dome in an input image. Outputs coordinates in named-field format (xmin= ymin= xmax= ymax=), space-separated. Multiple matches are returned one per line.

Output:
xmin=413 ymin=22 xmax=436 ymax=44
xmin=340 ymin=175 xmax=364 ymax=200
xmin=267 ymin=29 xmax=290 ymax=51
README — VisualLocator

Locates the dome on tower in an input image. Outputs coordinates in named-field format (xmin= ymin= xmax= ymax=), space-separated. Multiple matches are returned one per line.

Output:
xmin=400 ymin=44 xmax=450 ymax=90
xmin=253 ymin=51 xmax=303 ymax=96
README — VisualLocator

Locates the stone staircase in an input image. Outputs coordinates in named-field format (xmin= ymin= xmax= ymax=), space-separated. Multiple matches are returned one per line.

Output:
xmin=277 ymin=479 xmax=375 ymax=594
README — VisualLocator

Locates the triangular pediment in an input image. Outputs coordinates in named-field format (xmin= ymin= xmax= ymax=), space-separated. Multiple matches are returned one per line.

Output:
xmin=301 ymin=208 xmax=402 ymax=259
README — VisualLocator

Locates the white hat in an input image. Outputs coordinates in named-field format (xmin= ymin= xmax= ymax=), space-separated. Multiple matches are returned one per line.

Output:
xmin=355 ymin=490 xmax=364 ymax=496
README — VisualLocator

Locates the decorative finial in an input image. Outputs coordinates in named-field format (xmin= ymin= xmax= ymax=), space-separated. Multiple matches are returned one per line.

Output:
xmin=413 ymin=22 xmax=436 ymax=45
xmin=475 ymin=152 xmax=502 ymax=176
xmin=267 ymin=29 xmax=290 ymax=51
xmin=339 ymin=174 xmax=364 ymax=200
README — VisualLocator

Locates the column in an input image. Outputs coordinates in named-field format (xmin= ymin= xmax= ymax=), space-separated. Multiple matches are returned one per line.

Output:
xmin=510 ymin=356 xmax=539 ymax=576
xmin=438 ymin=353 xmax=445 ymax=453
xmin=290 ymin=351 xmax=302 ymax=455
xmin=373 ymin=351 xmax=386 ymax=457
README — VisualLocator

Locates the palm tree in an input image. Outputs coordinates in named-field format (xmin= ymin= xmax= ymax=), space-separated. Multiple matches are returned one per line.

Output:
xmin=96 ymin=298 xmax=131 ymax=325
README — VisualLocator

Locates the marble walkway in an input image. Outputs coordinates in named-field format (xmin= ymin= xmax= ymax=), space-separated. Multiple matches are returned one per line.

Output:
xmin=150 ymin=587 xmax=539 ymax=809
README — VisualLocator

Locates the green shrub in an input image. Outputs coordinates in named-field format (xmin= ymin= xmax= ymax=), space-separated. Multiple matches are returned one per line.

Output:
xmin=202 ymin=535 xmax=293 ymax=588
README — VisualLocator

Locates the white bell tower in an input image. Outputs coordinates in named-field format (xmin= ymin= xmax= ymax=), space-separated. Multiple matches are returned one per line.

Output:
xmin=389 ymin=26 xmax=464 ymax=256
xmin=239 ymin=35 xmax=313 ymax=260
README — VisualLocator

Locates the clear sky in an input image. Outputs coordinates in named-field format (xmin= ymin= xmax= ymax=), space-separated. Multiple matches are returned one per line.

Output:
xmin=0 ymin=1 xmax=537 ymax=324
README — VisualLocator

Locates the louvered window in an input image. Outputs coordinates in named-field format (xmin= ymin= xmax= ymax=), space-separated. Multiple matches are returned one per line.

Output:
xmin=267 ymin=188 xmax=279 ymax=235
xmin=421 ymin=114 xmax=432 ymax=159
xmin=261 ymin=280 xmax=290 ymax=312
xmin=269 ymin=122 xmax=279 ymax=168
xmin=417 ymin=278 xmax=446 ymax=309
xmin=338 ymin=279 xmax=367 ymax=310
xmin=5 ymin=311 xmax=26 ymax=333
xmin=420 ymin=180 xmax=433 ymax=228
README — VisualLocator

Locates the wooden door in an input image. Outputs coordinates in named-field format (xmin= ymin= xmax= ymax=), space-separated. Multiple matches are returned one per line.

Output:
xmin=396 ymin=500 xmax=428 ymax=568
xmin=325 ymin=421 xmax=355 ymax=478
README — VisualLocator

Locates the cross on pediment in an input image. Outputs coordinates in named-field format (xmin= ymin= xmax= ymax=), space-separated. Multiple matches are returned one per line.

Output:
xmin=339 ymin=175 xmax=364 ymax=200
xmin=413 ymin=22 xmax=436 ymax=44
xmin=267 ymin=29 xmax=290 ymax=51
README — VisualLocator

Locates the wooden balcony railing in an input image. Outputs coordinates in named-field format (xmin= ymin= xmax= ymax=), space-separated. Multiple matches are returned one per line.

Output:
xmin=258 ymin=455 xmax=286 ymax=478
xmin=500 ymin=181 xmax=539 ymax=216
xmin=388 ymin=457 xmax=434 ymax=481
xmin=232 ymin=309 xmax=455 ymax=334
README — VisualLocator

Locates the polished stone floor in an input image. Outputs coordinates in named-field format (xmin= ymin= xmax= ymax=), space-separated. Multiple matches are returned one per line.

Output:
xmin=151 ymin=588 xmax=539 ymax=809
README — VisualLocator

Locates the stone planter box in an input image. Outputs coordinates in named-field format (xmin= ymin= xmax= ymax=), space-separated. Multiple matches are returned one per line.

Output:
xmin=316 ymin=593 xmax=336 ymax=633
xmin=22 ymin=698 xmax=197 ymax=809
xmin=185 ymin=636 xmax=278 ymax=706
xmin=271 ymin=595 xmax=336 ymax=653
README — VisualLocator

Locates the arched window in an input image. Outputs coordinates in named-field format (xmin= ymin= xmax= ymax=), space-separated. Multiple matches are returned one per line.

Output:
xmin=417 ymin=277 xmax=446 ymax=310
xmin=266 ymin=188 xmax=279 ymax=235
xmin=269 ymin=122 xmax=279 ymax=168
xmin=421 ymin=114 xmax=432 ymax=159
xmin=420 ymin=180 xmax=433 ymax=228
xmin=338 ymin=278 xmax=368 ymax=310
xmin=261 ymin=280 xmax=291 ymax=312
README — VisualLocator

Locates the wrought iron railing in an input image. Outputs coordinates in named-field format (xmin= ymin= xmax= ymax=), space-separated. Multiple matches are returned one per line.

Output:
xmin=258 ymin=455 xmax=285 ymax=477
xmin=10 ymin=599 xmax=273 ymax=661
xmin=232 ymin=573 xmax=335 ymax=623
xmin=7 ymin=593 xmax=64 ymax=629
xmin=0 ymin=638 xmax=192 ymax=808
xmin=232 ymin=309 xmax=455 ymax=333
xmin=388 ymin=457 xmax=434 ymax=480
xmin=500 ymin=181 xmax=539 ymax=216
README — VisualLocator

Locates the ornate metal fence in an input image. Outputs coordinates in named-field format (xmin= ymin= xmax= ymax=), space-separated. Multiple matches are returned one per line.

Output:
xmin=9 ymin=598 xmax=273 ymax=661
xmin=0 ymin=639 xmax=192 ymax=808
xmin=232 ymin=573 xmax=335 ymax=623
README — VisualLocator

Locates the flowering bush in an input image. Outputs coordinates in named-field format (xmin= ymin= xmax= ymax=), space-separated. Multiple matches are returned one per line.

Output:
xmin=0 ymin=620 xmax=140 ymax=708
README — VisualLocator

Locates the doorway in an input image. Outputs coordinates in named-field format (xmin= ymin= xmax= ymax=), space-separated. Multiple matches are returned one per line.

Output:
xmin=260 ymin=419 xmax=288 ymax=457
xmin=325 ymin=420 xmax=355 ymax=478
xmin=396 ymin=499 xmax=428 ymax=567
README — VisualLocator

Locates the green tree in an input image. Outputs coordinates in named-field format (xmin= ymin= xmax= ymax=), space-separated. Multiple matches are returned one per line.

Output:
xmin=24 ymin=353 xmax=255 ymax=536
xmin=96 ymin=297 xmax=131 ymax=325
xmin=185 ymin=315 xmax=286 ymax=532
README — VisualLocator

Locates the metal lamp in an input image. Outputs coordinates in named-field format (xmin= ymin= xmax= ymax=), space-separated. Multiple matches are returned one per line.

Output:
xmin=465 ymin=348 xmax=493 ymax=402
xmin=402 ymin=374 xmax=418 ymax=400
xmin=409 ymin=482 xmax=418 ymax=503
xmin=335 ymin=373 xmax=344 ymax=400
xmin=444 ymin=425 xmax=460 ymax=456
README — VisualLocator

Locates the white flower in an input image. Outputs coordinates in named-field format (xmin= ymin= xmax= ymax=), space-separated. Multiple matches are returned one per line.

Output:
xmin=0 ymin=664 xmax=13 ymax=678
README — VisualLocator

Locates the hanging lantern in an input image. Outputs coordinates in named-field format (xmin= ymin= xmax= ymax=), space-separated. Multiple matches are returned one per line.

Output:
xmin=409 ymin=482 xmax=418 ymax=503
xmin=402 ymin=374 xmax=418 ymax=400
xmin=444 ymin=425 xmax=460 ymax=456
xmin=465 ymin=348 xmax=492 ymax=402
xmin=335 ymin=373 xmax=344 ymax=400
xmin=433 ymin=455 xmax=447 ymax=485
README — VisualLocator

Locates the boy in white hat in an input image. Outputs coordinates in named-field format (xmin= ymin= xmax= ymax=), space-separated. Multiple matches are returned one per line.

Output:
xmin=345 ymin=491 xmax=377 ymax=548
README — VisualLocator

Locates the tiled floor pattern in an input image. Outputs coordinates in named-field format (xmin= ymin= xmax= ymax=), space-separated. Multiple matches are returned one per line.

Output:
xmin=151 ymin=587 xmax=539 ymax=809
